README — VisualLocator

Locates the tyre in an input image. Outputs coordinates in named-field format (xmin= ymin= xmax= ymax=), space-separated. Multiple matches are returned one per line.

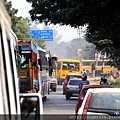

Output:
xmin=63 ymin=90 xmax=65 ymax=95
xmin=66 ymin=94 xmax=69 ymax=100
xmin=53 ymin=88 xmax=56 ymax=92
xmin=66 ymin=96 xmax=69 ymax=100
xmin=44 ymin=96 xmax=47 ymax=100
xmin=58 ymin=81 xmax=60 ymax=85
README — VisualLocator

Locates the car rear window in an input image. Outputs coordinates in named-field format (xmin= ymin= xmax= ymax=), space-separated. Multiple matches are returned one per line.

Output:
xmin=89 ymin=93 xmax=120 ymax=110
xmin=69 ymin=75 xmax=81 ymax=80
xmin=69 ymin=80 xmax=82 ymax=85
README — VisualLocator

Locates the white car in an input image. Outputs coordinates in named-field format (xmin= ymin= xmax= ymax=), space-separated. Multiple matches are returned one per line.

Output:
xmin=77 ymin=88 xmax=120 ymax=120
xmin=65 ymin=78 xmax=82 ymax=100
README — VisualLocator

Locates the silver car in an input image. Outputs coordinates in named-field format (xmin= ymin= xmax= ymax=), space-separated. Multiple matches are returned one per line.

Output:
xmin=65 ymin=78 xmax=82 ymax=100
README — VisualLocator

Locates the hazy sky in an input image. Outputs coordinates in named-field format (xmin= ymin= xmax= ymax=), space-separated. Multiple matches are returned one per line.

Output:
xmin=10 ymin=0 xmax=81 ymax=42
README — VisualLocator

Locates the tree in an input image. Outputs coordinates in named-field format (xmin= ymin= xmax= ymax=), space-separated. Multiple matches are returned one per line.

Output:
xmin=5 ymin=0 xmax=22 ymax=31
xmin=26 ymin=0 xmax=120 ymax=67
xmin=5 ymin=1 xmax=31 ymax=40
xmin=32 ymin=39 xmax=46 ymax=49
xmin=14 ymin=18 xmax=31 ymax=40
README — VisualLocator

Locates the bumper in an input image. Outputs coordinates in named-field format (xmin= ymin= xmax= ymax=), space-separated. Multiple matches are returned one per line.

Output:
xmin=50 ymin=82 xmax=57 ymax=89
xmin=66 ymin=90 xmax=80 ymax=97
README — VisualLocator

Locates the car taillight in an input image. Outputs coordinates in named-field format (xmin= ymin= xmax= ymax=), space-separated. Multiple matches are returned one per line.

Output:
xmin=79 ymin=92 xmax=84 ymax=100
xmin=81 ymin=92 xmax=92 ymax=120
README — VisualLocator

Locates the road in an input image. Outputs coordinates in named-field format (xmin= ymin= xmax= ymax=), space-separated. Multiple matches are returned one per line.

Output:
xmin=43 ymin=85 xmax=77 ymax=114
xmin=43 ymin=78 xmax=100 ymax=120
xmin=43 ymin=77 xmax=100 ymax=114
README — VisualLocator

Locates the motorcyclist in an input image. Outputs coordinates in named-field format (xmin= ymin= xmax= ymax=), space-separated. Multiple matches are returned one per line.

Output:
xmin=79 ymin=76 xmax=90 ymax=89
xmin=100 ymin=77 xmax=109 ymax=85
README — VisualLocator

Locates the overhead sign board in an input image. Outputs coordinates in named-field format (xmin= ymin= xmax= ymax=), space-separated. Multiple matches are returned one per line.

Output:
xmin=29 ymin=30 xmax=53 ymax=41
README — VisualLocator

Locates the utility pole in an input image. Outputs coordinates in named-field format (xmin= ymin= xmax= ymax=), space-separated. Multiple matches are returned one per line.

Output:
xmin=77 ymin=27 xmax=81 ymax=49
xmin=77 ymin=26 xmax=81 ymax=60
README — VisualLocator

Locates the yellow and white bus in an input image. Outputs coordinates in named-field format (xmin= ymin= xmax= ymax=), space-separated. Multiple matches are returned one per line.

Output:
xmin=56 ymin=59 xmax=81 ymax=84
xmin=81 ymin=59 xmax=114 ymax=75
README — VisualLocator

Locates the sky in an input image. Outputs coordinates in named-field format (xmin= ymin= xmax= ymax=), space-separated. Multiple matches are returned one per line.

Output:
xmin=10 ymin=0 xmax=85 ymax=42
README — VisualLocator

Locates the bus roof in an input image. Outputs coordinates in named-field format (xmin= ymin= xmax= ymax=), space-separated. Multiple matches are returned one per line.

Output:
xmin=37 ymin=46 xmax=46 ymax=53
xmin=58 ymin=59 xmax=80 ymax=62
xmin=81 ymin=59 xmax=111 ymax=62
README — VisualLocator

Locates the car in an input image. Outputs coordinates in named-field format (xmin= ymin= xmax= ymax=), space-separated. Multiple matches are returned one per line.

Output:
xmin=77 ymin=88 xmax=120 ymax=120
xmin=75 ymin=84 xmax=114 ymax=115
xmin=63 ymin=73 xmax=83 ymax=94
xmin=65 ymin=78 xmax=83 ymax=100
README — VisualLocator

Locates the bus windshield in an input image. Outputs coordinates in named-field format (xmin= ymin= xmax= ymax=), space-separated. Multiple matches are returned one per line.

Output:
xmin=62 ymin=62 xmax=79 ymax=70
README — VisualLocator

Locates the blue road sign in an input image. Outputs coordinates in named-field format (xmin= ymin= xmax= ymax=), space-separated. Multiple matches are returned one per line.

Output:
xmin=29 ymin=30 xmax=53 ymax=41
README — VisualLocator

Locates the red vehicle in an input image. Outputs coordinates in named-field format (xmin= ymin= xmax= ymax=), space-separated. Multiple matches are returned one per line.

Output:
xmin=18 ymin=41 xmax=51 ymax=100
xmin=75 ymin=84 xmax=113 ymax=114
xmin=77 ymin=88 xmax=120 ymax=119
xmin=63 ymin=73 xmax=83 ymax=94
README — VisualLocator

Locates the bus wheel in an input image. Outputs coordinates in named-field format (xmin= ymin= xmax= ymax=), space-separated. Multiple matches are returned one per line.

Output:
xmin=53 ymin=88 xmax=56 ymax=92
xmin=58 ymin=81 xmax=60 ymax=85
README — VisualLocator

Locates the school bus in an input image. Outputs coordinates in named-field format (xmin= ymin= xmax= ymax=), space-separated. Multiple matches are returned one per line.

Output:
xmin=81 ymin=59 xmax=114 ymax=75
xmin=56 ymin=59 xmax=81 ymax=85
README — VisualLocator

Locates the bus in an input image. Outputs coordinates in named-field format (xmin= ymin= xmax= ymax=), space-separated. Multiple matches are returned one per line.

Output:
xmin=18 ymin=41 xmax=51 ymax=100
xmin=81 ymin=59 xmax=114 ymax=75
xmin=56 ymin=59 xmax=81 ymax=85
xmin=0 ymin=1 xmax=43 ymax=119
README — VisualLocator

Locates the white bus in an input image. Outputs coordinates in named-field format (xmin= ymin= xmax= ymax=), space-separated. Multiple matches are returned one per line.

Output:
xmin=0 ymin=1 xmax=43 ymax=119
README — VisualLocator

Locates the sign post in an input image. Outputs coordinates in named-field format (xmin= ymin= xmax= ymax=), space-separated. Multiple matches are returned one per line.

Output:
xmin=29 ymin=30 xmax=53 ymax=41
xmin=101 ymin=51 xmax=105 ymax=73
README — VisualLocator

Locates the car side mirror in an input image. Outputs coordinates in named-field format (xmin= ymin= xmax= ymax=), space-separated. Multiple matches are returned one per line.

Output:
xmin=20 ymin=93 xmax=43 ymax=120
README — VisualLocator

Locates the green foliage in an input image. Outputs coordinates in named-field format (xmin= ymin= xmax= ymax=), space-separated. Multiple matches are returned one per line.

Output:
xmin=26 ymin=0 xmax=120 ymax=67
xmin=111 ymin=79 xmax=120 ymax=88
xmin=32 ymin=39 xmax=46 ymax=49
xmin=14 ymin=18 xmax=31 ymax=40
xmin=5 ymin=0 xmax=22 ymax=31
xmin=5 ymin=0 xmax=31 ymax=41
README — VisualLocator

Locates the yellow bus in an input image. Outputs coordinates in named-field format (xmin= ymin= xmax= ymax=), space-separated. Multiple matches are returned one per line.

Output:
xmin=81 ymin=59 xmax=114 ymax=75
xmin=56 ymin=59 xmax=81 ymax=85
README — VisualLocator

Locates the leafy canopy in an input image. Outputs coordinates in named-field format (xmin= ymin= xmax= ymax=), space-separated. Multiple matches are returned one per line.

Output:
xmin=5 ymin=0 xmax=46 ymax=49
xmin=26 ymin=0 xmax=120 ymax=66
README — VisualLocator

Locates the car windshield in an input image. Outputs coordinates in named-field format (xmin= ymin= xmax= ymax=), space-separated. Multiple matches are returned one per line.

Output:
xmin=69 ymin=80 xmax=82 ymax=86
xmin=89 ymin=93 xmax=120 ymax=110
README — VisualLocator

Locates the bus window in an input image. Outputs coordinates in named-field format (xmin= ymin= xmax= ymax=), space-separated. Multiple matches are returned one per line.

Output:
xmin=57 ymin=62 xmax=61 ymax=69
xmin=82 ymin=62 xmax=91 ymax=66
xmin=62 ymin=63 xmax=68 ymax=70
xmin=98 ymin=61 xmax=103 ymax=66
xmin=62 ymin=62 xmax=80 ymax=70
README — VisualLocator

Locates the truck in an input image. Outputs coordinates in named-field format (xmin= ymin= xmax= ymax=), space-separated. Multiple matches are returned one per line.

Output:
xmin=0 ymin=1 xmax=43 ymax=119
xmin=18 ymin=40 xmax=51 ymax=100
xmin=49 ymin=54 xmax=58 ymax=92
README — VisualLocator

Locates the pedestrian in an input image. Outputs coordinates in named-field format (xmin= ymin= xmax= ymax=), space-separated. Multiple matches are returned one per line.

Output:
xmin=82 ymin=69 xmax=87 ymax=77
xmin=79 ymin=76 xmax=90 ymax=89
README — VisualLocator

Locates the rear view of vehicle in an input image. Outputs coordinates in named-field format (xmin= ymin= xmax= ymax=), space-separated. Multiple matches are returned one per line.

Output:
xmin=77 ymin=88 xmax=120 ymax=120
xmin=50 ymin=76 xmax=57 ymax=92
xmin=56 ymin=59 xmax=81 ymax=85
xmin=65 ymin=78 xmax=82 ymax=100
xmin=75 ymin=85 xmax=113 ymax=115
xmin=63 ymin=73 xmax=83 ymax=94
